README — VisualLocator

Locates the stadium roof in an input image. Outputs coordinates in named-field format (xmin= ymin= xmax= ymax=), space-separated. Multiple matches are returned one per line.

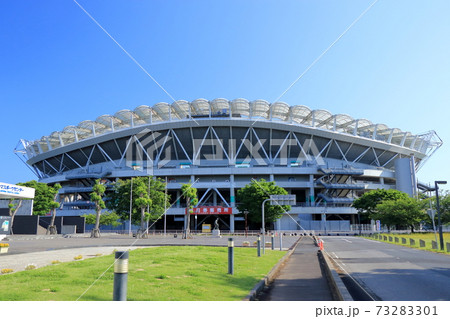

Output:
xmin=22 ymin=98 xmax=442 ymax=158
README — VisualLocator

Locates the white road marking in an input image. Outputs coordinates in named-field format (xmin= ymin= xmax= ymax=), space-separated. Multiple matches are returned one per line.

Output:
xmin=362 ymin=238 xmax=382 ymax=243
xmin=342 ymin=239 xmax=352 ymax=243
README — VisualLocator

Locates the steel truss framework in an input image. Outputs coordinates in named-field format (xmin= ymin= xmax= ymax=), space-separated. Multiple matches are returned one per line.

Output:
xmin=16 ymin=99 xmax=441 ymax=165
xmin=15 ymin=121 xmax=429 ymax=180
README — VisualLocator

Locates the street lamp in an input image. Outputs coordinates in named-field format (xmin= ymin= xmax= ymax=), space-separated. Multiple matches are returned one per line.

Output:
xmin=129 ymin=177 xmax=133 ymax=236
xmin=261 ymin=195 xmax=296 ymax=254
xmin=129 ymin=164 xmax=140 ymax=236
xmin=244 ymin=210 xmax=249 ymax=238
xmin=435 ymin=181 xmax=447 ymax=250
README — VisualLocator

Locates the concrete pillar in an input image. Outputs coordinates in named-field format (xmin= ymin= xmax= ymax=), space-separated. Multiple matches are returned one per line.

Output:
xmin=309 ymin=174 xmax=315 ymax=206
xmin=176 ymin=190 xmax=181 ymax=208
xmin=230 ymin=174 xmax=235 ymax=207
xmin=276 ymin=218 xmax=281 ymax=231
xmin=230 ymin=213 xmax=235 ymax=233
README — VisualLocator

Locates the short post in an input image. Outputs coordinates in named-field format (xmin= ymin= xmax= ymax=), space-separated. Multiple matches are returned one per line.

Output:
xmin=257 ymin=236 xmax=261 ymax=257
xmin=228 ymin=238 xmax=234 ymax=275
xmin=271 ymin=234 xmax=274 ymax=250
xmin=279 ymin=233 xmax=283 ymax=251
xmin=431 ymin=240 xmax=438 ymax=250
xmin=419 ymin=239 xmax=425 ymax=248
xmin=113 ymin=251 xmax=129 ymax=301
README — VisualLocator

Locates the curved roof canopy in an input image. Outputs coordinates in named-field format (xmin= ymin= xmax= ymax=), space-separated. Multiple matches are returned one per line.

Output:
xmin=23 ymin=98 xmax=442 ymax=158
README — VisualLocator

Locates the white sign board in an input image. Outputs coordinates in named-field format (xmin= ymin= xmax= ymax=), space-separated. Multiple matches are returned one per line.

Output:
xmin=0 ymin=182 xmax=35 ymax=199
xmin=269 ymin=195 xmax=296 ymax=205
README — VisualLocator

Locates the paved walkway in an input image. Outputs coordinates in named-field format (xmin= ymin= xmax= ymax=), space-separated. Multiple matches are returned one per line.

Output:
xmin=0 ymin=246 xmax=148 ymax=272
xmin=259 ymin=237 xmax=333 ymax=301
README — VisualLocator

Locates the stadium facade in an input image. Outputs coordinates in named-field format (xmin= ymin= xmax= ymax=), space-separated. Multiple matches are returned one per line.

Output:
xmin=15 ymin=98 xmax=442 ymax=232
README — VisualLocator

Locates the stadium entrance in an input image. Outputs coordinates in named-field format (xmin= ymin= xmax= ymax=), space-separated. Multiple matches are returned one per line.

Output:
xmin=187 ymin=206 xmax=232 ymax=232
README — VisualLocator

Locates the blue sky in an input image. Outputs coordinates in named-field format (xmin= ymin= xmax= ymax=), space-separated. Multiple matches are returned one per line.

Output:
xmin=1 ymin=0 xmax=449 ymax=190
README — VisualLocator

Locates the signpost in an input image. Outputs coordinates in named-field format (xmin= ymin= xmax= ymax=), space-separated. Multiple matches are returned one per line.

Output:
xmin=0 ymin=216 xmax=11 ymax=237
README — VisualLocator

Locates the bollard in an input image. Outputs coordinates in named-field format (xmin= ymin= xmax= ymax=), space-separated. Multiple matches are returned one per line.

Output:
xmin=271 ymin=234 xmax=274 ymax=250
xmin=228 ymin=238 xmax=234 ymax=275
xmin=431 ymin=240 xmax=438 ymax=250
xmin=113 ymin=251 xmax=129 ymax=301
xmin=257 ymin=236 xmax=261 ymax=257
xmin=420 ymin=239 xmax=425 ymax=248
xmin=279 ymin=233 xmax=283 ymax=251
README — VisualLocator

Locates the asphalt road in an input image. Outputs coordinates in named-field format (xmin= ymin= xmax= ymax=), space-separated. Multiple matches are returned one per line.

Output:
xmin=2 ymin=233 xmax=300 ymax=255
xmin=321 ymin=236 xmax=450 ymax=301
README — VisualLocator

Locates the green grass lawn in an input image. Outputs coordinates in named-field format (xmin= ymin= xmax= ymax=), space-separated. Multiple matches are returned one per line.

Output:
xmin=0 ymin=246 xmax=285 ymax=301
xmin=364 ymin=232 xmax=450 ymax=254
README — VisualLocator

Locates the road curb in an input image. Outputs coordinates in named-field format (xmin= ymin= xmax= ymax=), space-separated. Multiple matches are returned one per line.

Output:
xmin=318 ymin=250 xmax=353 ymax=301
xmin=243 ymin=236 xmax=302 ymax=301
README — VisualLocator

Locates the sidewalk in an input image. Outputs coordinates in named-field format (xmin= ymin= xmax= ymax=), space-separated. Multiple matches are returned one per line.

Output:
xmin=258 ymin=237 xmax=333 ymax=301
xmin=0 ymin=246 xmax=146 ymax=272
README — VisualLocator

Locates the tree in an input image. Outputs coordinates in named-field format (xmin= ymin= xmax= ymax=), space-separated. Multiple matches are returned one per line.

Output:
xmin=19 ymin=180 xmax=60 ymax=216
xmin=7 ymin=198 xmax=23 ymax=235
xmin=133 ymin=178 xmax=153 ymax=238
xmin=181 ymin=183 xmax=198 ymax=239
xmin=352 ymin=189 xmax=410 ymax=222
xmin=46 ymin=183 xmax=61 ymax=235
xmin=428 ymin=190 xmax=450 ymax=225
xmin=89 ymin=179 xmax=106 ymax=238
xmin=375 ymin=197 xmax=426 ymax=232
xmin=437 ymin=192 xmax=450 ymax=225
xmin=107 ymin=177 xmax=170 ymax=235
xmin=236 ymin=179 xmax=290 ymax=228
xmin=84 ymin=212 xmax=122 ymax=228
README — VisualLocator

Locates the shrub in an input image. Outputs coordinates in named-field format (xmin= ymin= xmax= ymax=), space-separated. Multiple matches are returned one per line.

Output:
xmin=1 ymin=269 xmax=14 ymax=274
xmin=25 ymin=264 xmax=37 ymax=271
xmin=74 ymin=255 xmax=83 ymax=260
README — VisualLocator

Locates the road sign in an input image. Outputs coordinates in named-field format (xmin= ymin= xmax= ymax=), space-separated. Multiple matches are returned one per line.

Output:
xmin=269 ymin=195 xmax=296 ymax=205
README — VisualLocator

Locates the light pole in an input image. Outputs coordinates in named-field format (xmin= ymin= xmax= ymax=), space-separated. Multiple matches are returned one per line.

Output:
xmin=435 ymin=181 xmax=447 ymax=250
xmin=164 ymin=176 xmax=167 ymax=236
xmin=128 ymin=165 xmax=140 ymax=236
xmin=261 ymin=199 xmax=270 ymax=254
xmin=244 ymin=210 xmax=249 ymax=238
xmin=261 ymin=195 xmax=296 ymax=255
xmin=129 ymin=177 xmax=133 ymax=236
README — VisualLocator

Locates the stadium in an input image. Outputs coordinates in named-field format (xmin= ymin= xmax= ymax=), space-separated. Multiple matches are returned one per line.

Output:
xmin=15 ymin=98 xmax=442 ymax=233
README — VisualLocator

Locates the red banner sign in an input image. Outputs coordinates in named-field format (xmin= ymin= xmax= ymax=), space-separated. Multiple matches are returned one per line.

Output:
xmin=185 ymin=206 xmax=232 ymax=215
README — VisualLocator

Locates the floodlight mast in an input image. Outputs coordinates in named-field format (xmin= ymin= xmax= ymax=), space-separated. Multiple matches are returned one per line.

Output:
xmin=261 ymin=198 xmax=270 ymax=255
xmin=435 ymin=181 xmax=447 ymax=250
